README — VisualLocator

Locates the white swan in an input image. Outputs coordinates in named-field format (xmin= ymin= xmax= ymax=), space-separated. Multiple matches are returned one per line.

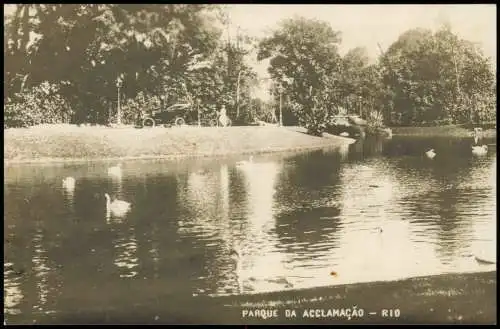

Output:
xmin=62 ymin=177 xmax=76 ymax=190
xmin=105 ymin=193 xmax=131 ymax=218
xmin=108 ymin=164 xmax=122 ymax=177
xmin=425 ymin=149 xmax=436 ymax=159
xmin=472 ymin=145 xmax=488 ymax=156
xmin=236 ymin=156 xmax=253 ymax=168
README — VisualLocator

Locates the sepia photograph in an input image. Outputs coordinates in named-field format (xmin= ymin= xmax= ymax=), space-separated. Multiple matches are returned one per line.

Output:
xmin=3 ymin=3 xmax=497 ymax=325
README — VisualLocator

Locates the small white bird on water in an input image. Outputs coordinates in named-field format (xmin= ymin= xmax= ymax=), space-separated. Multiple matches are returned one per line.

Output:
xmin=425 ymin=149 xmax=436 ymax=159
xmin=472 ymin=145 xmax=488 ymax=156
xmin=108 ymin=163 xmax=122 ymax=177
xmin=62 ymin=177 xmax=76 ymax=190
xmin=104 ymin=193 xmax=131 ymax=218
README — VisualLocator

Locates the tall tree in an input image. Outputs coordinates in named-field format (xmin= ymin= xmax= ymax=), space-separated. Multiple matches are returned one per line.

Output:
xmin=380 ymin=26 xmax=495 ymax=125
xmin=257 ymin=16 xmax=343 ymax=134
xmin=4 ymin=4 xmax=231 ymax=124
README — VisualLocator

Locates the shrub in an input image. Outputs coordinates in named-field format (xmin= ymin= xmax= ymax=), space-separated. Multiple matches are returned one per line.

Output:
xmin=4 ymin=82 xmax=73 ymax=128
xmin=298 ymin=107 xmax=328 ymax=136
xmin=290 ymin=95 xmax=329 ymax=136
xmin=367 ymin=111 xmax=385 ymax=128
xmin=365 ymin=110 xmax=388 ymax=135
xmin=117 ymin=92 xmax=163 ymax=125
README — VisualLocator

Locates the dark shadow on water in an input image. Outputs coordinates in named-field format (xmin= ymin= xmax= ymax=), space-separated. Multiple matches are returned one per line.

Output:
xmin=274 ymin=206 xmax=342 ymax=247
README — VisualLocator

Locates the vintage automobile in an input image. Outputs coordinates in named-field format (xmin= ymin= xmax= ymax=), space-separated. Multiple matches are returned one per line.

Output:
xmin=138 ymin=103 xmax=199 ymax=127
xmin=137 ymin=102 xmax=231 ymax=128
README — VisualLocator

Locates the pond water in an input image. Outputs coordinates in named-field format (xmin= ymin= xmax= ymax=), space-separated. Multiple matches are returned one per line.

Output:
xmin=4 ymin=135 xmax=497 ymax=323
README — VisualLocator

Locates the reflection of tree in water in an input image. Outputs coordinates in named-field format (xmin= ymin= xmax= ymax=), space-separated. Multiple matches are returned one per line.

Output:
xmin=348 ymin=137 xmax=387 ymax=162
xmin=107 ymin=173 xmax=185 ymax=298
xmin=402 ymin=188 xmax=482 ymax=264
xmin=284 ymin=150 xmax=343 ymax=191
xmin=175 ymin=165 xmax=244 ymax=296
xmin=274 ymin=151 xmax=343 ymax=222
xmin=393 ymin=151 xmax=495 ymax=264
xmin=273 ymin=153 xmax=343 ymax=253
xmin=383 ymin=136 xmax=423 ymax=157
xmin=73 ymin=178 xmax=109 ymax=223
xmin=4 ymin=182 xmax=69 ymax=322
xmin=143 ymin=175 xmax=180 ymax=219
xmin=274 ymin=206 xmax=342 ymax=247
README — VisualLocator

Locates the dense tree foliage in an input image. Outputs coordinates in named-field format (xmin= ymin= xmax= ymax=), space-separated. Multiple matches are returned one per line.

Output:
xmin=259 ymin=19 xmax=495 ymax=131
xmin=5 ymin=6 xmax=496 ymax=130
xmin=4 ymin=4 xmax=259 ymax=126
xmin=258 ymin=17 xmax=343 ymax=134
xmin=379 ymin=26 xmax=495 ymax=126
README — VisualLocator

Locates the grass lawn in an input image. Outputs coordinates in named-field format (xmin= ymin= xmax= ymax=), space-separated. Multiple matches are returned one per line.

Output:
xmin=4 ymin=124 xmax=355 ymax=164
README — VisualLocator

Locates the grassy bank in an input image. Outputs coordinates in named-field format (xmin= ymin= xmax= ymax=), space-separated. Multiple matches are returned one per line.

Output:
xmin=4 ymin=125 xmax=355 ymax=164
xmin=207 ymin=271 xmax=497 ymax=325
xmin=27 ymin=271 xmax=495 ymax=325
xmin=391 ymin=125 xmax=497 ymax=138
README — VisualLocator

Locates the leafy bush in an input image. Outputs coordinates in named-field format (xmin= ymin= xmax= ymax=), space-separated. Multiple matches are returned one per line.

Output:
xmin=365 ymin=110 xmax=388 ymax=135
xmin=4 ymin=101 xmax=31 ymax=128
xmin=367 ymin=111 xmax=385 ymax=128
xmin=117 ymin=92 xmax=163 ymax=125
xmin=298 ymin=107 xmax=328 ymax=136
xmin=4 ymin=82 xmax=73 ymax=128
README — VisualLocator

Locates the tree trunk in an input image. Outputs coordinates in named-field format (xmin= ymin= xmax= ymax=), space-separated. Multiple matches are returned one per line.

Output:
xmin=236 ymin=70 xmax=242 ymax=118
xmin=20 ymin=73 xmax=29 ymax=93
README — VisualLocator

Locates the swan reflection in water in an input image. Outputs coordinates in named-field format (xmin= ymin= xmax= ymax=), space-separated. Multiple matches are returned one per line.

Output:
xmin=111 ymin=225 xmax=139 ymax=279
xmin=62 ymin=177 xmax=76 ymax=212
xmin=4 ymin=262 xmax=24 ymax=317
xmin=104 ymin=181 xmax=137 ymax=278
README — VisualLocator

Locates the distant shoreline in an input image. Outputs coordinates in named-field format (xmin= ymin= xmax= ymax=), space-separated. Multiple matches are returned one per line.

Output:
xmin=4 ymin=125 xmax=355 ymax=165
xmin=391 ymin=125 xmax=497 ymax=138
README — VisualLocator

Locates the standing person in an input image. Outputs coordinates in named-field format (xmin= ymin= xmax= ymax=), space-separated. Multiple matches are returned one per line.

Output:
xmin=473 ymin=127 xmax=483 ymax=145
xmin=219 ymin=104 xmax=229 ymax=127
xmin=135 ymin=110 xmax=143 ymax=127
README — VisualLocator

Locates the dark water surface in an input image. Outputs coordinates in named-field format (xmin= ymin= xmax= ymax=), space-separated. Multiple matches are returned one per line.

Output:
xmin=4 ymin=135 xmax=497 ymax=323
